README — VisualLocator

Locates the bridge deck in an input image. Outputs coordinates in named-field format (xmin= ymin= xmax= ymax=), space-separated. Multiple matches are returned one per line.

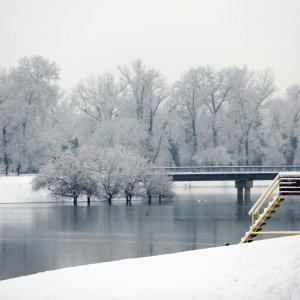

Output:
xmin=170 ymin=172 xmax=277 ymax=181
xmin=165 ymin=166 xmax=300 ymax=182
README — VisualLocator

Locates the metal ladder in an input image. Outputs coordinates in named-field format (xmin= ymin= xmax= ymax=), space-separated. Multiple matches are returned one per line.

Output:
xmin=240 ymin=173 xmax=300 ymax=244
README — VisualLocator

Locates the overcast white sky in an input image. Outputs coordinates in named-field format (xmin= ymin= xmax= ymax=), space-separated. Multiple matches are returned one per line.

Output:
xmin=1 ymin=0 xmax=299 ymax=94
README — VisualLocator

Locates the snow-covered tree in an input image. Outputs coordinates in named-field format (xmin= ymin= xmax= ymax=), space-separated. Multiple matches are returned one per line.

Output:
xmin=119 ymin=60 xmax=169 ymax=134
xmin=119 ymin=60 xmax=170 ymax=162
xmin=0 ymin=56 xmax=62 ymax=175
xmin=226 ymin=67 xmax=275 ymax=165
xmin=92 ymin=147 xmax=124 ymax=205
xmin=264 ymin=84 xmax=300 ymax=165
xmin=72 ymin=73 xmax=122 ymax=123
xmin=195 ymin=66 xmax=233 ymax=148
xmin=12 ymin=56 xmax=60 ymax=173
xmin=118 ymin=150 xmax=148 ymax=205
xmin=0 ymin=68 xmax=22 ymax=175
xmin=173 ymin=69 xmax=202 ymax=159
xmin=141 ymin=165 xmax=173 ymax=204
xmin=32 ymin=150 xmax=98 ymax=206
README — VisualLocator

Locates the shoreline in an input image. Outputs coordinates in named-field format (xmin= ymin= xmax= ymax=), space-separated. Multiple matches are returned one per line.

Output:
xmin=0 ymin=175 xmax=271 ymax=204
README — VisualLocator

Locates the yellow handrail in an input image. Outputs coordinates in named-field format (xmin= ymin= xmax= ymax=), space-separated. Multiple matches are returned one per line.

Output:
xmin=248 ymin=174 xmax=279 ymax=216
xmin=253 ymin=181 xmax=280 ymax=215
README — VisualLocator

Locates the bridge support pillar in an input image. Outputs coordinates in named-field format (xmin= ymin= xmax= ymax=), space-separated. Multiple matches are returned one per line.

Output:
xmin=237 ymin=188 xmax=243 ymax=202
xmin=235 ymin=180 xmax=253 ymax=202
xmin=244 ymin=188 xmax=251 ymax=202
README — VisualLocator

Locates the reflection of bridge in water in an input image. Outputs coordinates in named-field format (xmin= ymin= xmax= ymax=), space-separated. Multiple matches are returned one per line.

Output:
xmin=165 ymin=166 xmax=300 ymax=202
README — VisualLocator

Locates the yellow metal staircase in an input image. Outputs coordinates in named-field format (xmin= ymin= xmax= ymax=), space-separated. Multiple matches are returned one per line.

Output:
xmin=240 ymin=173 xmax=300 ymax=244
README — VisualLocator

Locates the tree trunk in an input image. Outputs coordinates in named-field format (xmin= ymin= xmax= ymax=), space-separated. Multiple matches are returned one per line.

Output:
xmin=22 ymin=121 xmax=27 ymax=135
xmin=73 ymin=195 xmax=78 ymax=206
xmin=108 ymin=195 xmax=112 ymax=206
xmin=159 ymin=194 xmax=162 ymax=204
xmin=284 ymin=116 xmax=299 ymax=166
xmin=285 ymin=135 xmax=298 ymax=165
xmin=212 ymin=119 xmax=218 ymax=148
xmin=2 ymin=127 xmax=9 ymax=176
xmin=150 ymin=121 xmax=168 ymax=164
xmin=126 ymin=194 xmax=132 ymax=206
xmin=191 ymin=118 xmax=197 ymax=159
xmin=87 ymin=195 xmax=91 ymax=206
xmin=168 ymin=137 xmax=181 ymax=167
xmin=4 ymin=153 xmax=9 ymax=176
xmin=16 ymin=163 xmax=21 ymax=176
xmin=245 ymin=136 xmax=249 ymax=166
xmin=148 ymin=194 xmax=152 ymax=205
xmin=149 ymin=112 xmax=153 ymax=136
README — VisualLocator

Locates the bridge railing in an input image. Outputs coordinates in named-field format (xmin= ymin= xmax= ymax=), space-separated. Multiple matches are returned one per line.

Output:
xmin=163 ymin=166 xmax=300 ymax=174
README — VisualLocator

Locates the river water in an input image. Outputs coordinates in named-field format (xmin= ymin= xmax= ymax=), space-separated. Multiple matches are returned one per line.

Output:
xmin=0 ymin=186 xmax=300 ymax=280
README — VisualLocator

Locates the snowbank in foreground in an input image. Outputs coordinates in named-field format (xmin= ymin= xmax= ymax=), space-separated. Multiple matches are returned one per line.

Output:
xmin=0 ymin=236 xmax=299 ymax=300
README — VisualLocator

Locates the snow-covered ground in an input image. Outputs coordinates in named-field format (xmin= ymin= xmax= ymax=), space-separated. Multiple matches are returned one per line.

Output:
xmin=0 ymin=235 xmax=299 ymax=299
xmin=0 ymin=175 xmax=50 ymax=203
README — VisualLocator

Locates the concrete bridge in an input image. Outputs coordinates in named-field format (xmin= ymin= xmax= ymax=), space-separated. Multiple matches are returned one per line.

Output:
xmin=165 ymin=166 xmax=300 ymax=201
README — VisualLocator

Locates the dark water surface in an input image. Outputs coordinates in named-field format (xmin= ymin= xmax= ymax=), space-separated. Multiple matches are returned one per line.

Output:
xmin=1 ymin=187 xmax=300 ymax=280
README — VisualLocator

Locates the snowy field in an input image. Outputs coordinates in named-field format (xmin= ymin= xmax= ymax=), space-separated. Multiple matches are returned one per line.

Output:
xmin=0 ymin=235 xmax=299 ymax=299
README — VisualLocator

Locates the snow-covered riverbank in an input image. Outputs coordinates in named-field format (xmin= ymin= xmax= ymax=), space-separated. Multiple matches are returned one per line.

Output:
xmin=0 ymin=175 xmax=271 ymax=204
xmin=0 ymin=175 xmax=49 ymax=203
xmin=0 ymin=235 xmax=299 ymax=299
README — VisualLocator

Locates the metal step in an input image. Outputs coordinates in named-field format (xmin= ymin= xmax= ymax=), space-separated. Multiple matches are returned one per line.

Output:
xmin=280 ymin=187 xmax=300 ymax=190
xmin=280 ymin=192 xmax=300 ymax=195
xmin=279 ymin=182 xmax=300 ymax=186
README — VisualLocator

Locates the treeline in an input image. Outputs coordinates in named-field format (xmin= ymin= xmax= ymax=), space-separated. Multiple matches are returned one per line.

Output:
xmin=0 ymin=55 xmax=300 ymax=175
